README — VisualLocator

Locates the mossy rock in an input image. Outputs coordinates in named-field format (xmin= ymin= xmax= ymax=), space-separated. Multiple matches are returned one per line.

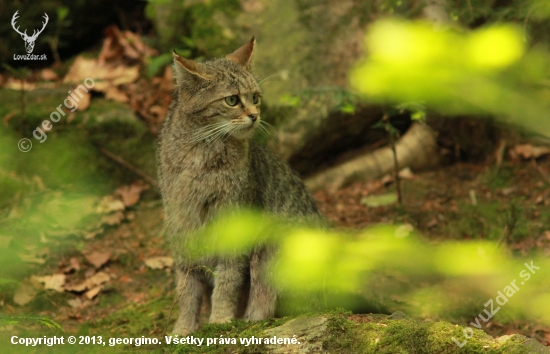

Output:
xmin=159 ymin=312 xmax=549 ymax=353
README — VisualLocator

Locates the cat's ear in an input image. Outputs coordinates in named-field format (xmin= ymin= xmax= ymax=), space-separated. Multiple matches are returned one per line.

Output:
xmin=172 ymin=50 xmax=212 ymax=85
xmin=226 ymin=37 xmax=255 ymax=69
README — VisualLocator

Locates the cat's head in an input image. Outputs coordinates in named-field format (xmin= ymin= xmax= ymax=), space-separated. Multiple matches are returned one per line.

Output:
xmin=171 ymin=38 xmax=262 ymax=143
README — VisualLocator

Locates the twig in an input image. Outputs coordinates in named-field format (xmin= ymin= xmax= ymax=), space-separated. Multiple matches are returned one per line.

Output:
xmin=384 ymin=114 xmax=403 ymax=205
xmin=494 ymin=139 xmax=506 ymax=168
xmin=523 ymin=2 xmax=544 ymax=41
xmin=466 ymin=0 xmax=474 ymax=23
xmin=99 ymin=148 xmax=158 ymax=187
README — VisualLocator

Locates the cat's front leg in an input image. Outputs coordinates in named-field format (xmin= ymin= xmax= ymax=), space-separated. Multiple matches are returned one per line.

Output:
xmin=244 ymin=246 xmax=277 ymax=321
xmin=172 ymin=267 xmax=203 ymax=335
xmin=209 ymin=258 xmax=247 ymax=323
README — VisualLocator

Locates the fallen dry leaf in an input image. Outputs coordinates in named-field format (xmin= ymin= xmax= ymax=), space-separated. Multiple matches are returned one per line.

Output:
xmin=102 ymin=211 xmax=125 ymax=226
xmin=64 ymin=57 xmax=139 ymax=87
xmin=3 ymin=110 xmax=17 ymax=125
xmin=84 ymin=228 xmax=104 ymax=240
xmin=90 ymin=272 xmax=110 ymax=285
xmin=41 ymin=68 xmax=58 ymax=81
xmin=118 ymin=275 xmax=132 ymax=283
xmin=426 ymin=218 xmax=439 ymax=228
xmin=85 ymin=286 xmax=102 ymax=300
xmin=115 ymin=182 xmax=150 ymax=207
xmin=162 ymin=66 xmax=174 ymax=91
xmin=4 ymin=79 xmax=37 ymax=91
xmin=96 ymin=196 xmax=125 ymax=214
xmin=65 ymin=282 xmax=87 ymax=293
xmin=65 ymin=271 xmax=110 ymax=293
xmin=144 ymin=256 xmax=174 ymax=270
xmin=398 ymin=167 xmax=415 ymax=179
xmin=514 ymin=144 xmax=550 ymax=159
xmin=32 ymin=274 xmax=66 ymax=292
xmin=76 ymin=91 xmax=91 ymax=111
xmin=67 ymin=298 xmax=83 ymax=308
xmin=380 ymin=174 xmax=394 ymax=185
xmin=84 ymin=251 xmax=111 ymax=269
xmin=13 ymin=282 xmax=38 ymax=306
xmin=105 ymin=86 xmax=128 ymax=103
xmin=99 ymin=26 xmax=157 ymax=64
xmin=62 ymin=257 xmax=80 ymax=273
xmin=128 ymin=292 xmax=147 ymax=304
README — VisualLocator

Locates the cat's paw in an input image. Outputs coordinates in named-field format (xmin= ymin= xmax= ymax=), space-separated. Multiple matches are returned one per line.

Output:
xmin=172 ymin=321 xmax=198 ymax=336
xmin=209 ymin=314 xmax=233 ymax=324
xmin=243 ymin=309 xmax=268 ymax=322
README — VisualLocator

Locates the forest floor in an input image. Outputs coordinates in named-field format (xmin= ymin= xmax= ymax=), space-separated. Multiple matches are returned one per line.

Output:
xmin=2 ymin=152 xmax=550 ymax=352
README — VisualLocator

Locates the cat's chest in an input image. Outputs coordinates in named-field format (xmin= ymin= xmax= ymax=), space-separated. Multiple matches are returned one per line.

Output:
xmin=175 ymin=162 xmax=248 ymax=229
xmin=178 ymin=147 xmax=250 ymax=204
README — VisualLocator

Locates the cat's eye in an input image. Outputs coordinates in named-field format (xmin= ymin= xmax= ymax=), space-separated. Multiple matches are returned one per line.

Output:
xmin=252 ymin=93 xmax=260 ymax=104
xmin=225 ymin=95 xmax=239 ymax=107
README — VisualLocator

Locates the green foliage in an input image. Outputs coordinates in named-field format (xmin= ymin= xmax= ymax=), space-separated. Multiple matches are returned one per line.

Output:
xmin=279 ymin=86 xmax=359 ymax=114
xmin=350 ymin=20 xmax=550 ymax=136
xmin=190 ymin=210 xmax=550 ymax=325
xmin=145 ymin=0 xmax=241 ymax=57
xmin=0 ymin=314 xmax=62 ymax=331
xmin=396 ymin=102 xmax=426 ymax=122
xmin=448 ymin=0 xmax=550 ymax=29
xmin=530 ymin=0 xmax=550 ymax=19
xmin=323 ymin=313 xmax=365 ymax=352
xmin=147 ymin=50 xmax=189 ymax=77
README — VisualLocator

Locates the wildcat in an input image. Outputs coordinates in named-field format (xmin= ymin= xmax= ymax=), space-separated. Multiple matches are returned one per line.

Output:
xmin=157 ymin=38 xmax=321 ymax=335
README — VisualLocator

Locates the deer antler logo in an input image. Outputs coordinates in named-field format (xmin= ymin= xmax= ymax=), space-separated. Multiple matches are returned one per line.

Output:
xmin=11 ymin=11 xmax=49 ymax=54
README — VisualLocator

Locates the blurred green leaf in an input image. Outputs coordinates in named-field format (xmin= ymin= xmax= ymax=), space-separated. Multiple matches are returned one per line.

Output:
xmin=147 ymin=53 xmax=174 ymax=77
xmin=361 ymin=194 xmax=398 ymax=207
xmin=56 ymin=6 xmax=69 ymax=22
xmin=339 ymin=102 xmax=356 ymax=114
xmin=279 ymin=94 xmax=301 ymax=107
xmin=350 ymin=20 xmax=550 ymax=136
xmin=190 ymin=210 xmax=550 ymax=322
xmin=530 ymin=0 xmax=550 ymax=20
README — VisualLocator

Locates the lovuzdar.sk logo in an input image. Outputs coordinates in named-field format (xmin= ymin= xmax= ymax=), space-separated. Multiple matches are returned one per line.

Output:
xmin=11 ymin=10 xmax=48 ymax=60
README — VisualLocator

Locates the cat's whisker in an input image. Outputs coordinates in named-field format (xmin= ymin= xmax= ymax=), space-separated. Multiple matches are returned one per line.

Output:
xmin=205 ymin=124 xmax=234 ymax=146
xmin=256 ymin=122 xmax=276 ymax=142
xmin=259 ymin=81 xmax=275 ymax=87
xmin=188 ymin=122 xmax=231 ymax=144
xmin=260 ymin=120 xmax=276 ymax=130
xmin=258 ymin=73 xmax=279 ymax=85
xmin=189 ymin=122 xmax=226 ymax=139
xmin=260 ymin=121 xmax=277 ymax=135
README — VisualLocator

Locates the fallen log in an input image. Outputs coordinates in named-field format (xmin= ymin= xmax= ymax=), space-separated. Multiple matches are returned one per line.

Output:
xmin=305 ymin=122 xmax=440 ymax=192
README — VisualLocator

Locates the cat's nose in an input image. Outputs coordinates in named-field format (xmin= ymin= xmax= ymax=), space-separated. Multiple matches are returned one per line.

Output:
xmin=248 ymin=113 xmax=258 ymax=123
